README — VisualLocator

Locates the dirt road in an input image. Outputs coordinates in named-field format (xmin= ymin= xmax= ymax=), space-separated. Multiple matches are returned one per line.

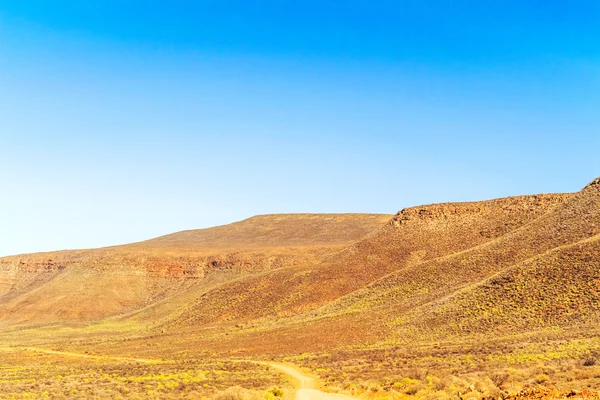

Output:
xmin=260 ymin=361 xmax=356 ymax=400
xmin=0 ymin=347 xmax=354 ymax=399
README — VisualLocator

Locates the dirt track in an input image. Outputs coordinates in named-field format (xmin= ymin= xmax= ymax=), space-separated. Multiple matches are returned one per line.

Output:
xmin=260 ymin=361 xmax=355 ymax=400
xmin=0 ymin=347 xmax=353 ymax=399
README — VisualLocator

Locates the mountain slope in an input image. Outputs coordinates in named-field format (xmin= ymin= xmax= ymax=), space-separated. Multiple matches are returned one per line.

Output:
xmin=0 ymin=214 xmax=390 ymax=326
xmin=425 ymin=233 xmax=600 ymax=333
xmin=271 ymin=177 xmax=600 ymax=350
xmin=1 ymin=178 xmax=598 ymax=357
xmin=1 ymin=178 xmax=599 ymax=400
xmin=337 ymin=177 xmax=600 ymax=331
xmin=149 ymin=179 xmax=598 ymax=355
xmin=158 ymin=193 xmax=568 ymax=328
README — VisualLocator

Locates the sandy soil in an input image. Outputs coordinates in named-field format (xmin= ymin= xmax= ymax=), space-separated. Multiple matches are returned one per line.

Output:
xmin=261 ymin=361 xmax=355 ymax=400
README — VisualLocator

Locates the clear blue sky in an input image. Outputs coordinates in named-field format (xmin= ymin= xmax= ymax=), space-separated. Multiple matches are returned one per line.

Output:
xmin=1 ymin=1 xmax=599 ymax=256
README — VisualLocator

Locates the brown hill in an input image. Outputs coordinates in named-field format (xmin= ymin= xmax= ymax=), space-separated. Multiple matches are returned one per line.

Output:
xmin=159 ymin=193 xmax=568 ymax=328
xmin=0 ymin=214 xmax=390 ymax=326
xmin=1 ymin=178 xmax=599 ymax=400
xmin=183 ymin=177 xmax=598 ymax=355
xmin=427 ymin=233 xmax=600 ymax=333
xmin=1 ymin=178 xmax=598 ymax=353
xmin=136 ymin=213 xmax=391 ymax=249
xmin=339 ymin=176 xmax=600 ymax=341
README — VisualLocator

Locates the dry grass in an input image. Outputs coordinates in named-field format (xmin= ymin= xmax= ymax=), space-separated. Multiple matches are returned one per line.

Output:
xmin=0 ymin=214 xmax=389 ymax=327
xmin=1 ymin=179 xmax=600 ymax=398
xmin=283 ymin=330 xmax=600 ymax=399
xmin=0 ymin=349 xmax=292 ymax=399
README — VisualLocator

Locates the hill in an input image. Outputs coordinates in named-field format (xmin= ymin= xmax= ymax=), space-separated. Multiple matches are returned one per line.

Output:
xmin=0 ymin=214 xmax=390 ymax=326
xmin=165 ymin=178 xmax=598 ymax=354
xmin=1 ymin=178 xmax=599 ymax=399
xmin=156 ymin=193 xmax=569 ymax=329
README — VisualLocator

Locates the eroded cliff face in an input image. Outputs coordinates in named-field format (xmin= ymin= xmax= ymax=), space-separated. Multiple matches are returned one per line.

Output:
xmin=0 ymin=214 xmax=390 ymax=326
xmin=390 ymin=193 xmax=569 ymax=226
xmin=0 ymin=250 xmax=315 ymax=323
xmin=0 ymin=259 xmax=68 ymax=297
xmin=0 ymin=247 xmax=326 ymax=291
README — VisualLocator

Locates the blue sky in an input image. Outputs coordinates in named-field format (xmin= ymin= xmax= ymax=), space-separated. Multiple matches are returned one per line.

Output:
xmin=1 ymin=1 xmax=599 ymax=256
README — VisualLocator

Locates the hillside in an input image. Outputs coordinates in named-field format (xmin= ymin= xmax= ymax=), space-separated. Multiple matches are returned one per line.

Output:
xmin=0 ymin=214 xmax=390 ymax=326
xmin=136 ymin=214 xmax=390 ymax=249
xmin=174 ymin=178 xmax=599 ymax=354
xmin=170 ymin=178 xmax=598 ymax=357
xmin=1 ymin=178 xmax=599 ymax=399
xmin=154 ymin=193 xmax=568 ymax=328
xmin=350 ymin=176 xmax=600 ymax=341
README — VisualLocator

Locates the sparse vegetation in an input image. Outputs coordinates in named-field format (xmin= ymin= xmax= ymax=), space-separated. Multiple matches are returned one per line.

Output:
xmin=0 ymin=350 xmax=293 ymax=399
xmin=1 ymin=179 xmax=599 ymax=399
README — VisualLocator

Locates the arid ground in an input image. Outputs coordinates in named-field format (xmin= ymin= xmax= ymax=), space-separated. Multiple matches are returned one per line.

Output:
xmin=1 ymin=179 xmax=600 ymax=399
